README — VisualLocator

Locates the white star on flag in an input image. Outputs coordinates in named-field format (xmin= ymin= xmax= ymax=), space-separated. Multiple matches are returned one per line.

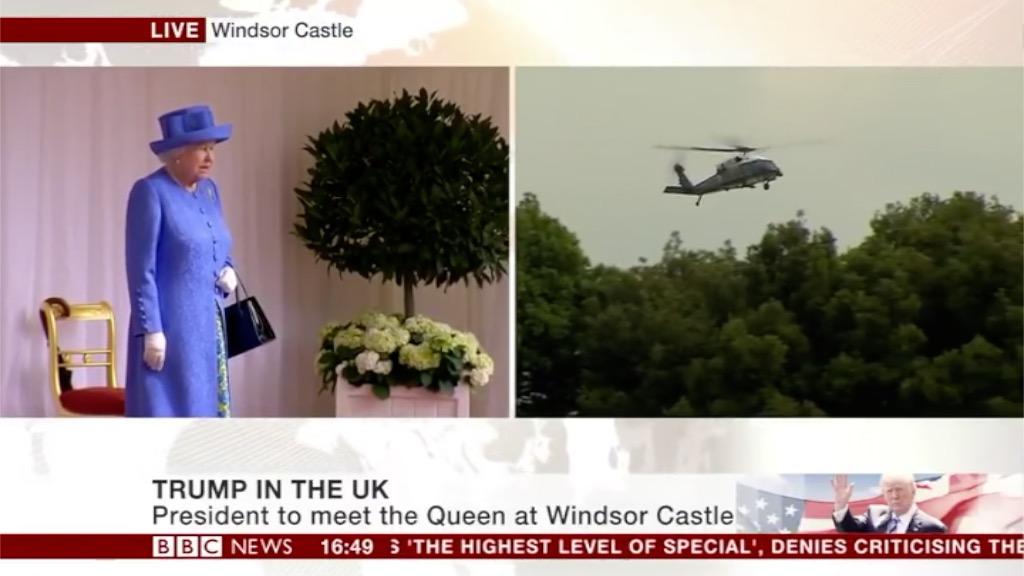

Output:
xmin=767 ymin=513 xmax=779 ymax=525
xmin=779 ymin=528 xmax=791 ymax=534
xmin=784 ymin=504 xmax=797 ymax=516
xmin=756 ymin=498 xmax=767 ymax=510
xmin=738 ymin=505 xmax=749 ymax=516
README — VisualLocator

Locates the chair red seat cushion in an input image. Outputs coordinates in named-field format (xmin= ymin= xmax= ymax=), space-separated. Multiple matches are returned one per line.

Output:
xmin=60 ymin=387 xmax=125 ymax=415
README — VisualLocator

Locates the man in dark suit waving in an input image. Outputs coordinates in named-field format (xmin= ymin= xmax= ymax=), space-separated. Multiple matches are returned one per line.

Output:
xmin=831 ymin=473 xmax=947 ymax=533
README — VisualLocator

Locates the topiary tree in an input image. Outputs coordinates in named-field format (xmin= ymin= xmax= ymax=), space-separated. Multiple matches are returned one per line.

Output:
xmin=294 ymin=88 xmax=509 ymax=317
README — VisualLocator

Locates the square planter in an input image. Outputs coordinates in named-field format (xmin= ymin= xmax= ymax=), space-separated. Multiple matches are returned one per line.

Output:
xmin=335 ymin=377 xmax=470 ymax=417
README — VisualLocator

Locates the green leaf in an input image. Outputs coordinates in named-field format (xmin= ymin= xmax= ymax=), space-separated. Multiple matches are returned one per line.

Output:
xmin=372 ymin=382 xmax=390 ymax=400
xmin=341 ymin=364 xmax=361 ymax=382
xmin=446 ymin=353 xmax=464 ymax=372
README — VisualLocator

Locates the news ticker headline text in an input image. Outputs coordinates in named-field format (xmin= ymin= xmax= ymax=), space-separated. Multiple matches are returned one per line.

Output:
xmin=2 ymin=534 xmax=1021 ymax=560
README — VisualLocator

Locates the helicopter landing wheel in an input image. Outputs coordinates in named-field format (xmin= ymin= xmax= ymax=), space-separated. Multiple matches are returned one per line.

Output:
xmin=764 ymin=183 xmax=770 ymax=190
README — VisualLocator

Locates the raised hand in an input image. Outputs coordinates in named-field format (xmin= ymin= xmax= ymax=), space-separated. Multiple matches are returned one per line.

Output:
xmin=831 ymin=474 xmax=855 ymax=510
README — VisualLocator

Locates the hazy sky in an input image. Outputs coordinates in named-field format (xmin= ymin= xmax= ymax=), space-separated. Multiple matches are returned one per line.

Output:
xmin=516 ymin=68 xmax=1023 ymax=268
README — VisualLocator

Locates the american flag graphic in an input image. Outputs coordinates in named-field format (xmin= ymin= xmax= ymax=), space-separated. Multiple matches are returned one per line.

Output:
xmin=736 ymin=473 xmax=1024 ymax=534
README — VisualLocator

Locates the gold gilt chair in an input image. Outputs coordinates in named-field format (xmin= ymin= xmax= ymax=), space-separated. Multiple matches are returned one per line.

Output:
xmin=39 ymin=298 xmax=125 ymax=416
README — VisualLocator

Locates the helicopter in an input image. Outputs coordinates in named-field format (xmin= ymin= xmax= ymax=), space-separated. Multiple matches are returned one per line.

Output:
xmin=655 ymin=143 xmax=785 ymax=206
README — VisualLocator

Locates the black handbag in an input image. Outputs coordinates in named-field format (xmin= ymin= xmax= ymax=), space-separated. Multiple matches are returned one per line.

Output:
xmin=223 ymin=274 xmax=275 ymax=358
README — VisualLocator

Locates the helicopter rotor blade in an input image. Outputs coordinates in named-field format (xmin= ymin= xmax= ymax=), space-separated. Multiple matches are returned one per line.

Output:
xmin=655 ymin=144 xmax=741 ymax=153
xmin=716 ymin=135 xmax=753 ymax=151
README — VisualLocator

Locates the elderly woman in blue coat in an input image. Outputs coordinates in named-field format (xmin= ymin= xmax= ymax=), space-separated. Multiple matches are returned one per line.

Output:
xmin=124 ymin=105 xmax=238 ymax=417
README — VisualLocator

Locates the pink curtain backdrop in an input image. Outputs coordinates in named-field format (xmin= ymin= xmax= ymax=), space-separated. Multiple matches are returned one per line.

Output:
xmin=0 ymin=67 xmax=510 ymax=417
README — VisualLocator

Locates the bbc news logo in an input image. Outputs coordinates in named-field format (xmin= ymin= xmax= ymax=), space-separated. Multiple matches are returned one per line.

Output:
xmin=153 ymin=535 xmax=223 ymax=558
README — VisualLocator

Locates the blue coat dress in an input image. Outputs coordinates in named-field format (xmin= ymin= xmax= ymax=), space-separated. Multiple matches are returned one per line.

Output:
xmin=124 ymin=167 xmax=234 ymax=417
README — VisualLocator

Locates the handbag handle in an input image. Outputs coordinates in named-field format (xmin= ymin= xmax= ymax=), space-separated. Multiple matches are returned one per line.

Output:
xmin=233 ymin=272 xmax=270 ymax=339
xmin=231 ymin=269 xmax=250 ymax=303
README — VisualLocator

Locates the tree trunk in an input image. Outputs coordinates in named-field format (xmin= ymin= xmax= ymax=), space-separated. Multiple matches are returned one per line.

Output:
xmin=403 ymin=278 xmax=415 ymax=318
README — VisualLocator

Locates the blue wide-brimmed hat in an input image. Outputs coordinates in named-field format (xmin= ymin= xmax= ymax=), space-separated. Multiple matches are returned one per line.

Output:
xmin=149 ymin=105 xmax=232 ymax=155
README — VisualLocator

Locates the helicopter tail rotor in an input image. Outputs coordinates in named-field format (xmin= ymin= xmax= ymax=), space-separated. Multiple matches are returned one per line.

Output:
xmin=653 ymin=146 xmax=694 ymax=191
xmin=672 ymin=162 xmax=694 ymax=191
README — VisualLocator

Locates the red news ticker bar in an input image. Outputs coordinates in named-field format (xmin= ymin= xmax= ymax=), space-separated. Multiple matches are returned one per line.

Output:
xmin=2 ymin=534 xmax=1023 ymax=560
xmin=0 ymin=17 xmax=206 ymax=43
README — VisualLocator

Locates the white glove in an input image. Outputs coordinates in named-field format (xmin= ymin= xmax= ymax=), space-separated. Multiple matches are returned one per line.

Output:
xmin=216 ymin=266 xmax=238 ymax=294
xmin=144 ymin=332 xmax=166 ymax=371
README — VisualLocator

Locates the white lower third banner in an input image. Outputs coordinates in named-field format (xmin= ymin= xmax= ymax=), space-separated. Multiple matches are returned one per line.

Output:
xmin=1 ymin=419 xmax=1022 ymax=570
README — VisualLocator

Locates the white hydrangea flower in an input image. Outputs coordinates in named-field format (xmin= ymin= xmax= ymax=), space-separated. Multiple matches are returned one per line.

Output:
xmin=466 ymin=367 xmax=490 ymax=387
xmin=402 ymin=314 xmax=435 ymax=334
xmin=355 ymin=350 xmax=380 ymax=374
xmin=428 ymin=330 xmax=457 ymax=353
xmin=427 ymin=321 xmax=453 ymax=336
xmin=470 ymin=368 xmax=490 ymax=387
xmin=451 ymin=332 xmax=480 ymax=355
xmin=364 ymin=327 xmax=410 ymax=355
xmin=319 ymin=322 xmax=341 ymax=340
xmin=374 ymin=360 xmax=393 ymax=375
xmin=335 ymin=361 xmax=348 ymax=377
xmin=473 ymin=351 xmax=494 ymax=375
xmin=391 ymin=326 xmax=411 ymax=347
xmin=334 ymin=326 xmax=364 ymax=349
xmin=358 ymin=311 xmax=400 ymax=330
xmin=399 ymin=343 xmax=441 ymax=370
